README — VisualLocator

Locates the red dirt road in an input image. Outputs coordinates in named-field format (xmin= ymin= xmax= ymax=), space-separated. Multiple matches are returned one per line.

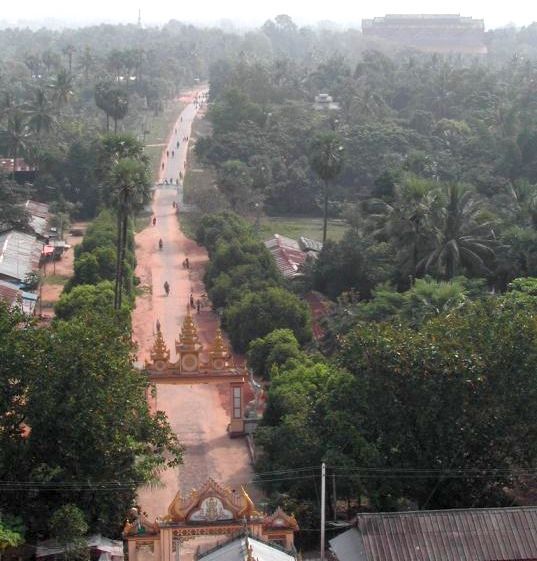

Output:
xmin=133 ymin=98 xmax=255 ymax=523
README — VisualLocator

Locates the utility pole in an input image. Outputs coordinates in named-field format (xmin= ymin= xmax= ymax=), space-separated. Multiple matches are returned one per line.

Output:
xmin=321 ymin=462 xmax=326 ymax=561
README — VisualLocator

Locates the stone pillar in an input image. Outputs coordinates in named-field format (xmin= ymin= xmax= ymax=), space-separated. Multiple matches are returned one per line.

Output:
xmin=160 ymin=528 xmax=173 ymax=561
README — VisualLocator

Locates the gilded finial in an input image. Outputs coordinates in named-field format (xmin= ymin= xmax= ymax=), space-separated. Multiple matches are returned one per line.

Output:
xmin=176 ymin=305 xmax=202 ymax=353
xmin=238 ymin=486 xmax=259 ymax=519
xmin=211 ymin=328 xmax=227 ymax=356
xmin=147 ymin=330 xmax=170 ymax=365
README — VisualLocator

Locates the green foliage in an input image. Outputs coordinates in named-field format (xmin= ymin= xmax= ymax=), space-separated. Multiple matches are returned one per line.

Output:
xmin=198 ymin=212 xmax=312 ymax=352
xmin=256 ymin=358 xmax=376 ymax=502
xmin=337 ymin=296 xmax=537 ymax=508
xmin=0 ymin=516 xmax=24 ymax=552
xmin=223 ymin=287 xmax=312 ymax=353
xmin=312 ymin=228 xmax=395 ymax=299
xmin=55 ymin=281 xmax=129 ymax=322
xmin=49 ymin=504 xmax=88 ymax=561
xmin=246 ymin=329 xmax=301 ymax=380
xmin=0 ymin=303 xmax=182 ymax=538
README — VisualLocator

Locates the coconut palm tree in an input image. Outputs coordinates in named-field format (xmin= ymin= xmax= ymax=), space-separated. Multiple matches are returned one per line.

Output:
xmin=5 ymin=110 xmax=31 ymax=178
xmin=24 ymin=87 xmax=55 ymax=137
xmin=418 ymin=183 xmax=497 ymax=279
xmin=308 ymin=131 xmax=345 ymax=243
xmin=367 ymin=176 xmax=437 ymax=278
xmin=49 ymin=69 xmax=74 ymax=115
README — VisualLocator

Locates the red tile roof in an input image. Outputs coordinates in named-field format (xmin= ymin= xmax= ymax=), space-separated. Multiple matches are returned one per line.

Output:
xmin=352 ymin=507 xmax=537 ymax=561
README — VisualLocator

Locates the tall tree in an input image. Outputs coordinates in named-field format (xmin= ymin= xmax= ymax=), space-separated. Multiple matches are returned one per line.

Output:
xmin=308 ymin=131 xmax=345 ymax=243
xmin=5 ymin=110 xmax=31 ymax=178
xmin=109 ymin=158 xmax=150 ymax=309
xmin=419 ymin=184 xmax=497 ymax=279
xmin=49 ymin=69 xmax=74 ymax=116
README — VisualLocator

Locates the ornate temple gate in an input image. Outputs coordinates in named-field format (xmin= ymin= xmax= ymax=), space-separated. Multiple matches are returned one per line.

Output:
xmin=124 ymin=479 xmax=298 ymax=561
xmin=143 ymin=309 xmax=248 ymax=436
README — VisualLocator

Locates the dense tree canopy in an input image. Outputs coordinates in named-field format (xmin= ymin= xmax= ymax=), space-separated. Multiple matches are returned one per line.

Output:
xmin=0 ymin=304 xmax=182 ymax=539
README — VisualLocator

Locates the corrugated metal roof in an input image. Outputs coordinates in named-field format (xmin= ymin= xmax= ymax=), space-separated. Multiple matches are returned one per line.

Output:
xmin=342 ymin=507 xmax=537 ymax=561
xmin=199 ymin=536 xmax=295 ymax=561
xmin=299 ymin=236 xmax=323 ymax=253
xmin=25 ymin=200 xmax=49 ymax=237
xmin=0 ymin=231 xmax=42 ymax=282
xmin=264 ymin=235 xmax=307 ymax=279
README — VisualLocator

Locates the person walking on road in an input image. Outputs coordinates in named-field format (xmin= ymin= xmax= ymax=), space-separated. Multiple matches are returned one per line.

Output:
xmin=164 ymin=281 xmax=170 ymax=296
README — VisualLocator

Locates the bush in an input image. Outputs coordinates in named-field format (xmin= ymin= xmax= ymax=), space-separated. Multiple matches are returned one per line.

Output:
xmin=224 ymin=287 xmax=312 ymax=352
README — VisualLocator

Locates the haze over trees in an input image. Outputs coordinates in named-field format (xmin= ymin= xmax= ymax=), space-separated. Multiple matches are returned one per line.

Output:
xmin=3 ymin=12 xmax=537 ymax=548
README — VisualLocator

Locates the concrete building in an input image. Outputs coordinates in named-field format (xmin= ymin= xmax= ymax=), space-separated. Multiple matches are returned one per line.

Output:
xmin=362 ymin=14 xmax=487 ymax=54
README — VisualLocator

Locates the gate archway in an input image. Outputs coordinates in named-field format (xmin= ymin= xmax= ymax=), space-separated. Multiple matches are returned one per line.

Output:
xmin=143 ymin=308 xmax=248 ymax=436
xmin=124 ymin=479 xmax=299 ymax=561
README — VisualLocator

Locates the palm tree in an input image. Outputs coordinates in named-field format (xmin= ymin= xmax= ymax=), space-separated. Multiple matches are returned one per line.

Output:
xmin=24 ymin=87 xmax=55 ymax=137
xmin=419 ymin=184 xmax=497 ymax=279
xmin=110 ymin=158 xmax=151 ymax=310
xmin=367 ymin=176 xmax=437 ymax=278
xmin=49 ymin=69 xmax=74 ymax=116
xmin=308 ymin=131 xmax=345 ymax=243
xmin=78 ymin=46 xmax=95 ymax=82
xmin=107 ymin=87 xmax=129 ymax=133
xmin=62 ymin=44 xmax=76 ymax=74
xmin=5 ymin=110 xmax=31 ymax=178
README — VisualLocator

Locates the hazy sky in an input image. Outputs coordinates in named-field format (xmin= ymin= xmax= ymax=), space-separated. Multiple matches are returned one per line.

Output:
xmin=1 ymin=0 xmax=534 ymax=30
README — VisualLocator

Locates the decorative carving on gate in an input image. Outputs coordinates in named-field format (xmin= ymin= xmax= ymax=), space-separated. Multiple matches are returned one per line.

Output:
xmin=167 ymin=478 xmax=249 ymax=523
xmin=123 ymin=479 xmax=298 ymax=561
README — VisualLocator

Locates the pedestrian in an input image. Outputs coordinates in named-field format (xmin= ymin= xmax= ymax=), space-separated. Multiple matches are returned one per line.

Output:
xmin=172 ymin=150 xmax=174 ymax=157
xmin=196 ymin=299 xmax=201 ymax=314
xmin=175 ymin=128 xmax=177 ymax=134
xmin=185 ymin=257 xmax=190 ymax=269
xmin=176 ymin=141 xmax=179 ymax=148
xmin=190 ymin=293 xmax=194 ymax=308
xmin=172 ymin=201 xmax=176 ymax=208
xmin=166 ymin=150 xmax=169 ymax=157
xmin=156 ymin=319 xmax=161 ymax=332
xmin=161 ymin=162 xmax=164 ymax=169
xmin=179 ymin=171 xmax=183 ymax=180
xmin=152 ymin=217 xmax=156 ymax=226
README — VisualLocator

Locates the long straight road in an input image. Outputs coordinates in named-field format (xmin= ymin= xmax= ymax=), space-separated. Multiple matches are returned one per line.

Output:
xmin=132 ymin=92 xmax=255 ymax=526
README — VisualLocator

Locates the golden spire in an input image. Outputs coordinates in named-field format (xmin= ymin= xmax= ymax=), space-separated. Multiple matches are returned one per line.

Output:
xmin=210 ymin=328 xmax=228 ymax=357
xmin=176 ymin=304 xmax=202 ymax=354
xmin=147 ymin=330 xmax=170 ymax=365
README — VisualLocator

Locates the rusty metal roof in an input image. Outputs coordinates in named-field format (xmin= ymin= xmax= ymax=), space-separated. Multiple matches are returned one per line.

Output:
xmin=332 ymin=507 xmax=537 ymax=561
xmin=264 ymin=234 xmax=307 ymax=279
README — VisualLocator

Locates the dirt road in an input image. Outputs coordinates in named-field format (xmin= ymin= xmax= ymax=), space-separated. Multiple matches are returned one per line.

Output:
xmin=133 ymin=95 xmax=255 ymax=523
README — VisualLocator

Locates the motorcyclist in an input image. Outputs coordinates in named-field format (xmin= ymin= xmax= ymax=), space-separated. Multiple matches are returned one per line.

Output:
xmin=159 ymin=238 xmax=163 ymax=250
xmin=164 ymin=281 xmax=170 ymax=295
